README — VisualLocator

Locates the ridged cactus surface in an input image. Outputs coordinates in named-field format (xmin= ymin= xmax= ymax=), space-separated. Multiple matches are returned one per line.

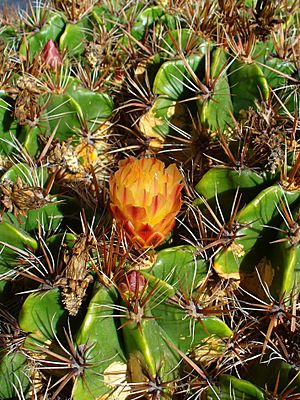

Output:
xmin=0 ymin=0 xmax=300 ymax=399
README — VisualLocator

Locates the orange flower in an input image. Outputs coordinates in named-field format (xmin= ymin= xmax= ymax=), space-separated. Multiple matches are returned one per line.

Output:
xmin=109 ymin=157 xmax=183 ymax=248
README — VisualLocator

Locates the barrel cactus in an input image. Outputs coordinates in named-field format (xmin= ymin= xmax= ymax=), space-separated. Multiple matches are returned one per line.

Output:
xmin=0 ymin=0 xmax=300 ymax=399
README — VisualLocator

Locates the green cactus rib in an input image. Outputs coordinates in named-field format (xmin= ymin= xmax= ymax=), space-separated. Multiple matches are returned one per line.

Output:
xmin=207 ymin=375 xmax=265 ymax=400
xmin=73 ymin=285 xmax=127 ymax=400
xmin=197 ymin=47 xmax=233 ymax=132
xmin=270 ymin=205 xmax=300 ymax=300
xmin=0 ymin=0 xmax=299 ymax=399
xmin=0 ymin=351 xmax=30 ymax=399
xmin=19 ymin=12 xmax=65 ymax=61
xmin=214 ymin=185 xmax=300 ymax=278
xmin=18 ymin=288 xmax=67 ymax=349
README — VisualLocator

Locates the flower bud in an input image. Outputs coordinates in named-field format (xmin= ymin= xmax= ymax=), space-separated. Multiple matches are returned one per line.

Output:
xmin=119 ymin=271 xmax=147 ymax=295
xmin=43 ymin=40 xmax=62 ymax=68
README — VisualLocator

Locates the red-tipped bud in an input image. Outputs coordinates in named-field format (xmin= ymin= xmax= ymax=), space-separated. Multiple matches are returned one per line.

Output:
xmin=119 ymin=271 xmax=147 ymax=295
xmin=43 ymin=40 xmax=62 ymax=68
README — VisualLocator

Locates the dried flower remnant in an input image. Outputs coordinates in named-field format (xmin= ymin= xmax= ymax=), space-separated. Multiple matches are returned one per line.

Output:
xmin=57 ymin=234 xmax=94 ymax=316
xmin=13 ymin=75 xmax=44 ymax=126
xmin=109 ymin=157 xmax=183 ymax=248
xmin=0 ymin=176 xmax=48 ymax=220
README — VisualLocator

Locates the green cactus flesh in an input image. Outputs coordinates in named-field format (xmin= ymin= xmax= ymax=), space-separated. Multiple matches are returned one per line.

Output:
xmin=0 ymin=0 xmax=300 ymax=399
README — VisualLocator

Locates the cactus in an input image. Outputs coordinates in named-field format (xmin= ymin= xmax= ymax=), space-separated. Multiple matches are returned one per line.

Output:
xmin=0 ymin=0 xmax=300 ymax=399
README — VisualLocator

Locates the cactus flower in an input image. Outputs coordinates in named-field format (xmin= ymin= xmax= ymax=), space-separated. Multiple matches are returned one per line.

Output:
xmin=109 ymin=157 xmax=183 ymax=248
xmin=43 ymin=40 xmax=62 ymax=68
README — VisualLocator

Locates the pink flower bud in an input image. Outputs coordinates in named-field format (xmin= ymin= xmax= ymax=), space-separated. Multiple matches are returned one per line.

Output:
xmin=43 ymin=40 xmax=62 ymax=68
xmin=119 ymin=271 xmax=147 ymax=295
